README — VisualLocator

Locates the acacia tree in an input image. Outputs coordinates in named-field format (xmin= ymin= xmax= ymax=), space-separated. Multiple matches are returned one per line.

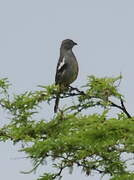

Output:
xmin=0 ymin=75 xmax=134 ymax=180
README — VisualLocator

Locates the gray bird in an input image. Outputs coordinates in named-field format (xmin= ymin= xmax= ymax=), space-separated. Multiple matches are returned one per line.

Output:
xmin=54 ymin=39 xmax=79 ymax=113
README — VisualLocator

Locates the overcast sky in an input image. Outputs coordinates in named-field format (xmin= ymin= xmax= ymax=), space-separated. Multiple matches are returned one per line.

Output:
xmin=0 ymin=1 xmax=134 ymax=180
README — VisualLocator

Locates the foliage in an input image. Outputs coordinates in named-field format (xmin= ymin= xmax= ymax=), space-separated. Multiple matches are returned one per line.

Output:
xmin=0 ymin=75 xmax=134 ymax=180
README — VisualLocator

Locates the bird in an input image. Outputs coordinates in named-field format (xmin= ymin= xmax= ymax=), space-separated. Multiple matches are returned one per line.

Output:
xmin=54 ymin=39 xmax=79 ymax=113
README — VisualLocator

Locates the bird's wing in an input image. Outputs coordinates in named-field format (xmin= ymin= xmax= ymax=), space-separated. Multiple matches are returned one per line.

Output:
xmin=55 ymin=56 xmax=67 ymax=84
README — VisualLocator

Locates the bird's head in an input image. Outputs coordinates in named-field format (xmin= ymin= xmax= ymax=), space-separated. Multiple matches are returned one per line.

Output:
xmin=61 ymin=39 xmax=77 ymax=50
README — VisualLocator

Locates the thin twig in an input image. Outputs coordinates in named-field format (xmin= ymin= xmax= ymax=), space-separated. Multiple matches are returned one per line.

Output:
xmin=69 ymin=86 xmax=86 ymax=95
xmin=76 ymin=161 xmax=104 ymax=174
xmin=53 ymin=165 xmax=64 ymax=179
xmin=120 ymin=98 xmax=131 ymax=118
xmin=110 ymin=98 xmax=131 ymax=118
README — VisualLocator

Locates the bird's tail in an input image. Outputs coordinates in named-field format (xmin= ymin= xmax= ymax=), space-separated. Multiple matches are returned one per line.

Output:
xmin=54 ymin=94 xmax=60 ymax=113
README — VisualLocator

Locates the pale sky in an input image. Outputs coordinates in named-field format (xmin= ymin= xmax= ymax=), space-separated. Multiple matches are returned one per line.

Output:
xmin=0 ymin=1 xmax=134 ymax=180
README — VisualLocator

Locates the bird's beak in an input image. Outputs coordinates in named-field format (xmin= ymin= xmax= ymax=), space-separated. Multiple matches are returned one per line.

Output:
xmin=74 ymin=42 xmax=77 ymax=46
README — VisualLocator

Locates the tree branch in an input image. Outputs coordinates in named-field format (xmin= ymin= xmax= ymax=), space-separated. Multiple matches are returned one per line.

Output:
xmin=63 ymin=87 xmax=132 ymax=118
